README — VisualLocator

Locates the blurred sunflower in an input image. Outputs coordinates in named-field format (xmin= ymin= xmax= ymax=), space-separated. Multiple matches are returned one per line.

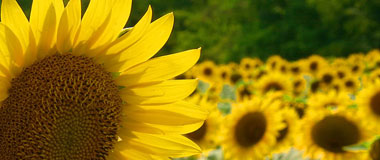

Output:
xmin=305 ymin=55 xmax=328 ymax=75
xmin=266 ymin=55 xmax=284 ymax=71
xmin=218 ymin=65 xmax=232 ymax=84
xmin=289 ymin=61 xmax=304 ymax=76
xmin=366 ymin=49 xmax=380 ymax=69
xmin=335 ymin=66 xmax=350 ymax=80
xmin=222 ymin=98 xmax=284 ymax=160
xmin=229 ymin=71 xmax=244 ymax=86
xmin=271 ymin=107 xmax=299 ymax=153
xmin=256 ymin=72 xmax=292 ymax=96
xmin=298 ymin=108 xmax=372 ymax=160
xmin=0 ymin=0 xmax=207 ymax=159
xmin=236 ymin=84 xmax=254 ymax=102
xmin=196 ymin=61 xmax=218 ymax=83
xmin=318 ymin=67 xmax=336 ymax=89
xmin=292 ymin=76 xmax=306 ymax=96
xmin=341 ymin=75 xmax=361 ymax=93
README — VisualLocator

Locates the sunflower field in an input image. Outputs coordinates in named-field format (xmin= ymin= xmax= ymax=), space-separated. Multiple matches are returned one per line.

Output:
xmin=0 ymin=0 xmax=380 ymax=160
xmin=175 ymin=50 xmax=380 ymax=160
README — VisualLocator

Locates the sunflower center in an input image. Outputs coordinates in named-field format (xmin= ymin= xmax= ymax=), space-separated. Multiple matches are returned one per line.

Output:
xmin=204 ymin=67 xmax=213 ymax=76
xmin=186 ymin=121 xmax=207 ymax=142
xmin=221 ymin=72 xmax=227 ymax=79
xmin=310 ymin=62 xmax=318 ymax=71
xmin=276 ymin=121 xmax=289 ymax=142
xmin=337 ymin=71 xmax=345 ymax=79
xmin=263 ymin=82 xmax=283 ymax=93
xmin=345 ymin=80 xmax=354 ymax=88
xmin=291 ymin=67 xmax=300 ymax=74
xmin=311 ymin=115 xmax=360 ymax=153
xmin=0 ymin=54 xmax=122 ymax=159
xmin=370 ymin=91 xmax=380 ymax=116
xmin=370 ymin=139 xmax=380 ymax=160
xmin=322 ymin=74 xmax=333 ymax=84
xmin=239 ymin=87 xmax=252 ymax=99
xmin=230 ymin=73 xmax=242 ymax=84
xmin=234 ymin=112 xmax=267 ymax=148
xmin=311 ymin=81 xmax=320 ymax=93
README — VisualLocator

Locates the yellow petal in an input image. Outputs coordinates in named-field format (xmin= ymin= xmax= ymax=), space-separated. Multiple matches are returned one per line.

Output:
xmin=72 ymin=0 xmax=112 ymax=55
xmin=1 ymin=0 xmax=29 ymax=53
xmin=0 ymin=23 xmax=23 ymax=76
xmin=128 ymin=132 xmax=201 ymax=157
xmin=123 ymin=101 xmax=207 ymax=125
xmin=30 ymin=0 xmax=64 ymax=59
xmin=94 ymin=6 xmax=152 ymax=65
xmin=120 ymin=79 xmax=197 ymax=104
xmin=120 ymin=116 xmax=204 ymax=135
xmin=104 ymin=6 xmax=152 ymax=56
xmin=115 ymin=48 xmax=200 ymax=86
xmin=56 ymin=0 xmax=81 ymax=54
xmin=104 ymin=12 xmax=174 ymax=72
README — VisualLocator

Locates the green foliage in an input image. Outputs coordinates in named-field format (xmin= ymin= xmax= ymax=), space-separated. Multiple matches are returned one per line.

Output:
xmin=5 ymin=0 xmax=380 ymax=63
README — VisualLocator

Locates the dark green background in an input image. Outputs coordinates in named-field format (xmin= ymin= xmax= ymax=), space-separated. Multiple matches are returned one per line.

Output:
xmin=2 ymin=0 xmax=380 ymax=63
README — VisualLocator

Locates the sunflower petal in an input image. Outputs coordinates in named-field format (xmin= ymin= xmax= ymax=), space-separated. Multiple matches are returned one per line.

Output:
xmin=0 ymin=23 xmax=23 ymax=75
xmin=115 ymin=48 xmax=201 ymax=86
xmin=128 ymin=132 xmax=201 ymax=157
xmin=104 ymin=6 xmax=152 ymax=56
xmin=1 ymin=0 xmax=29 ymax=53
xmin=56 ymin=0 xmax=81 ymax=54
xmin=72 ymin=0 xmax=112 ymax=55
xmin=120 ymin=79 xmax=197 ymax=104
xmin=105 ymin=12 xmax=174 ymax=72
xmin=30 ymin=0 xmax=64 ymax=59
xmin=123 ymin=101 xmax=207 ymax=125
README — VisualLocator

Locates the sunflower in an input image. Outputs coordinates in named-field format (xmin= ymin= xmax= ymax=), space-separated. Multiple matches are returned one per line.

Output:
xmin=335 ymin=66 xmax=350 ymax=80
xmin=308 ymin=91 xmax=353 ymax=110
xmin=266 ymin=55 xmax=284 ymax=71
xmin=196 ymin=61 xmax=218 ymax=84
xmin=0 ymin=0 xmax=207 ymax=159
xmin=366 ymin=49 xmax=380 ymax=69
xmin=331 ymin=58 xmax=348 ymax=68
xmin=298 ymin=108 xmax=372 ymax=160
xmin=357 ymin=81 xmax=380 ymax=125
xmin=218 ymin=65 xmax=232 ymax=84
xmin=271 ymin=107 xmax=300 ymax=154
xmin=305 ymin=55 xmax=328 ymax=75
xmin=292 ymin=75 xmax=307 ymax=97
xmin=317 ymin=67 xmax=336 ymax=89
xmin=222 ymin=98 xmax=285 ymax=160
xmin=341 ymin=75 xmax=361 ymax=93
xmin=256 ymin=72 xmax=292 ymax=96
xmin=229 ymin=71 xmax=244 ymax=86
xmin=236 ymin=84 xmax=254 ymax=102
xmin=288 ymin=61 xmax=304 ymax=76
xmin=185 ymin=104 xmax=223 ymax=155
xmin=348 ymin=62 xmax=365 ymax=77
xmin=240 ymin=57 xmax=255 ymax=73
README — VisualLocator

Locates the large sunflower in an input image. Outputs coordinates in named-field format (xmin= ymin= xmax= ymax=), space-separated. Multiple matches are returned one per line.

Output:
xmin=298 ymin=108 xmax=372 ymax=160
xmin=0 ymin=0 xmax=207 ymax=159
xmin=222 ymin=98 xmax=284 ymax=160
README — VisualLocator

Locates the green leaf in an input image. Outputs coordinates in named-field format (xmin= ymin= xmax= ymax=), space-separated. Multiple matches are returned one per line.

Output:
xmin=217 ymin=102 xmax=231 ymax=115
xmin=220 ymin=84 xmax=236 ymax=100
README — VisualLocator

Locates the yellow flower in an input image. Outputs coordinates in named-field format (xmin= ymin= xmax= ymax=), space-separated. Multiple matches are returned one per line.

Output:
xmin=369 ymin=138 xmax=380 ymax=160
xmin=305 ymin=55 xmax=328 ymax=76
xmin=0 ymin=0 xmax=207 ymax=159
xmin=271 ymin=107 xmax=300 ymax=153
xmin=297 ymin=108 xmax=372 ymax=160
xmin=255 ymin=72 xmax=292 ymax=96
xmin=222 ymin=98 xmax=285 ymax=160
